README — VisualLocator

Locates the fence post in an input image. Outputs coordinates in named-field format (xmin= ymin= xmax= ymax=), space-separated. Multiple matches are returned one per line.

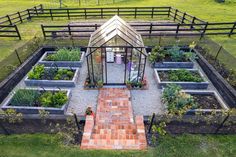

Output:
xmin=50 ymin=9 xmax=53 ymax=20
xmin=84 ymin=8 xmax=87 ymax=19
xmin=148 ymin=113 xmax=155 ymax=133
xmin=67 ymin=9 xmax=70 ymax=20
xmin=149 ymin=23 xmax=153 ymax=35
xmin=117 ymin=8 xmax=120 ymax=16
xmin=176 ymin=23 xmax=180 ymax=38
xmin=151 ymin=7 xmax=154 ymax=18
xmin=68 ymin=24 xmax=71 ymax=36
xmin=34 ymin=6 xmax=38 ymax=16
xmin=15 ymin=25 xmax=21 ymax=40
xmin=101 ymin=8 xmax=103 ymax=19
xmin=200 ymin=22 xmax=208 ymax=39
xmin=228 ymin=22 xmax=236 ymax=37
xmin=190 ymin=16 xmax=196 ymax=29
xmin=174 ymin=9 xmax=178 ymax=21
xmin=6 ymin=15 xmax=12 ymax=25
xmin=181 ymin=12 xmax=186 ymax=24
xmin=40 ymin=4 xmax=44 ymax=13
xmin=73 ymin=114 xmax=81 ymax=134
xmin=168 ymin=7 xmax=171 ymax=17
xmin=214 ymin=45 xmax=222 ymax=64
xmin=41 ymin=24 xmax=46 ymax=39
xmin=134 ymin=7 xmax=137 ymax=19
xmin=15 ymin=50 xmax=22 ymax=64
xmin=27 ymin=9 xmax=31 ymax=20
xmin=95 ymin=24 xmax=98 ymax=30
xmin=17 ymin=12 xmax=23 ymax=23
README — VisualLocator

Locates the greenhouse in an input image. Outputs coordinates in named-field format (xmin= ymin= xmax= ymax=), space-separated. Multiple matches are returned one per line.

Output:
xmin=86 ymin=15 xmax=147 ymax=85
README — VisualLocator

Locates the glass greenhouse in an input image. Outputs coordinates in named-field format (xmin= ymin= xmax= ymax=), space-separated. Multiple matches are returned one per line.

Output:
xmin=86 ymin=15 xmax=147 ymax=85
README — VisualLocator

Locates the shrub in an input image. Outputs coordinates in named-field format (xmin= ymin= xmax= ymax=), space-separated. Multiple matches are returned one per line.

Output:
xmin=11 ymin=89 xmax=40 ymax=106
xmin=149 ymin=46 xmax=167 ymax=63
xmin=45 ymin=48 xmax=81 ymax=61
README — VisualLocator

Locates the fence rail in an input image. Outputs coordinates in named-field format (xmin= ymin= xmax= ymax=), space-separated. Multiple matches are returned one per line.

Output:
xmin=0 ymin=25 xmax=21 ymax=39
xmin=32 ymin=7 xmax=171 ymax=20
xmin=0 ymin=4 xmax=43 ymax=39
xmin=41 ymin=21 xmax=236 ymax=39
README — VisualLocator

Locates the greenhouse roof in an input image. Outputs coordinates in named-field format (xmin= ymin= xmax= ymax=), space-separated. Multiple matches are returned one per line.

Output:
xmin=88 ymin=15 xmax=145 ymax=49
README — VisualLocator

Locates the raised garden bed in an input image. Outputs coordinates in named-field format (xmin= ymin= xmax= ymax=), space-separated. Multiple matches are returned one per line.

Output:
xmin=162 ymin=84 xmax=229 ymax=115
xmin=25 ymin=65 xmax=79 ymax=87
xmin=1 ymin=88 xmax=71 ymax=114
xmin=38 ymin=48 xmax=85 ymax=67
xmin=149 ymin=46 xmax=195 ymax=69
xmin=154 ymin=68 xmax=209 ymax=89
xmin=184 ymin=90 xmax=229 ymax=113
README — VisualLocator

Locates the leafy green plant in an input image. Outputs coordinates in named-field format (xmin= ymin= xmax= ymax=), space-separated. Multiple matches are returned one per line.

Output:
xmin=149 ymin=46 xmax=167 ymax=63
xmin=1 ymin=109 xmax=23 ymax=124
xmin=28 ymin=65 xmax=45 ymax=80
xmin=162 ymin=84 xmax=197 ymax=115
xmin=10 ymin=89 xmax=40 ymax=106
xmin=168 ymin=69 xmax=204 ymax=82
xmin=45 ymin=48 xmax=81 ymax=61
xmin=39 ymin=91 xmax=68 ymax=108
xmin=28 ymin=65 xmax=74 ymax=80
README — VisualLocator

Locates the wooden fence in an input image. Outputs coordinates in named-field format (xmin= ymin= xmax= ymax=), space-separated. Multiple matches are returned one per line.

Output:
xmin=41 ymin=21 xmax=236 ymax=39
xmin=0 ymin=25 xmax=21 ymax=40
xmin=1 ymin=5 xmax=236 ymax=39
xmin=0 ymin=4 xmax=43 ymax=39
xmin=31 ymin=6 xmax=171 ymax=20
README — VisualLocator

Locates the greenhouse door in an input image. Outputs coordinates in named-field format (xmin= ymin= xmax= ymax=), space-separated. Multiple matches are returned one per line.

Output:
xmin=103 ymin=47 xmax=128 ymax=85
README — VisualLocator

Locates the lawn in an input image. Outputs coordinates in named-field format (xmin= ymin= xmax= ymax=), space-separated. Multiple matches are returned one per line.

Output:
xmin=0 ymin=134 xmax=235 ymax=157
xmin=0 ymin=0 xmax=235 ymax=80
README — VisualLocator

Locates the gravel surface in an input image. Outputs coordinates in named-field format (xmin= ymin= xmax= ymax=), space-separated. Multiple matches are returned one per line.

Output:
xmin=131 ymin=61 xmax=164 ymax=116
xmin=66 ymin=59 xmax=98 ymax=116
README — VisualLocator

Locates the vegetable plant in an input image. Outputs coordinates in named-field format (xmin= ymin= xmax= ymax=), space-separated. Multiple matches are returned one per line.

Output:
xmin=39 ymin=91 xmax=68 ymax=108
xmin=28 ymin=65 xmax=75 ymax=80
xmin=45 ymin=48 xmax=81 ymax=61
xmin=162 ymin=84 xmax=197 ymax=115
xmin=168 ymin=69 xmax=204 ymax=82
xmin=11 ymin=89 xmax=40 ymax=106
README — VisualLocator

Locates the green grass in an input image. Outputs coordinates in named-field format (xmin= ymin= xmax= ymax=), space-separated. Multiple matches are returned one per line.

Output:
xmin=0 ymin=0 xmax=235 ymax=81
xmin=0 ymin=134 xmax=235 ymax=157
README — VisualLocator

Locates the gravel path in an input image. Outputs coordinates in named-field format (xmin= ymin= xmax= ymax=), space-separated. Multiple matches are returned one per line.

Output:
xmin=131 ymin=61 xmax=164 ymax=116
xmin=66 ymin=59 xmax=98 ymax=115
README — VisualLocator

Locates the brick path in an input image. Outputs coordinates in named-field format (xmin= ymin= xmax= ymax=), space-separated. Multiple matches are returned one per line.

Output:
xmin=81 ymin=88 xmax=147 ymax=150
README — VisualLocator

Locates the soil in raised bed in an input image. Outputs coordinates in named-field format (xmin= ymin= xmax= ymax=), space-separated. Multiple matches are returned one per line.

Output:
xmin=158 ymin=70 xmax=204 ymax=82
xmin=192 ymin=94 xmax=222 ymax=109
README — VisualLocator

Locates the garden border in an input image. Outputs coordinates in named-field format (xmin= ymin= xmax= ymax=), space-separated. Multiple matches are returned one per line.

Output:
xmin=195 ymin=49 xmax=236 ymax=108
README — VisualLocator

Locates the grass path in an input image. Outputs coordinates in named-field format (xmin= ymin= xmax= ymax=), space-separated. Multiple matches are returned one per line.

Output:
xmin=0 ymin=134 xmax=235 ymax=157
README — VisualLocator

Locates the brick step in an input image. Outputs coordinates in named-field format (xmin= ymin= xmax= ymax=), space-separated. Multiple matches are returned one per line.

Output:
xmin=93 ymin=124 xmax=137 ymax=130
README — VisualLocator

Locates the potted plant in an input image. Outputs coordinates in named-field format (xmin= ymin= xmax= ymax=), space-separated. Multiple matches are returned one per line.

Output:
xmin=85 ymin=107 xmax=94 ymax=117
xmin=126 ymin=81 xmax=132 ymax=89
xmin=95 ymin=51 xmax=101 ymax=63
xmin=96 ymin=80 xmax=103 ymax=89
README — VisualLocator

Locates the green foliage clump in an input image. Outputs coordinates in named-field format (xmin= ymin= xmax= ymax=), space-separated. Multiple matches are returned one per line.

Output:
xmin=28 ymin=65 xmax=75 ymax=80
xmin=11 ymin=89 xmax=40 ymax=106
xmin=162 ymin=84 xmax=197 ymax=115
xmin=168 ymin=69 xmax=204 ymax=82
xmin=10 ymin=89 xmax=68 ymax=108
xmin=28 ymin=65 xmax=45 ymax=80
xmin=39 ymin=91 xmax=68 ymax=108
xmin=45 ymin=48 xmax=81 ymax=61
xmin=149 ymin=46 xmax=167 ymax=63
xmin=149 ymin=45 xmax=197 ymax=63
